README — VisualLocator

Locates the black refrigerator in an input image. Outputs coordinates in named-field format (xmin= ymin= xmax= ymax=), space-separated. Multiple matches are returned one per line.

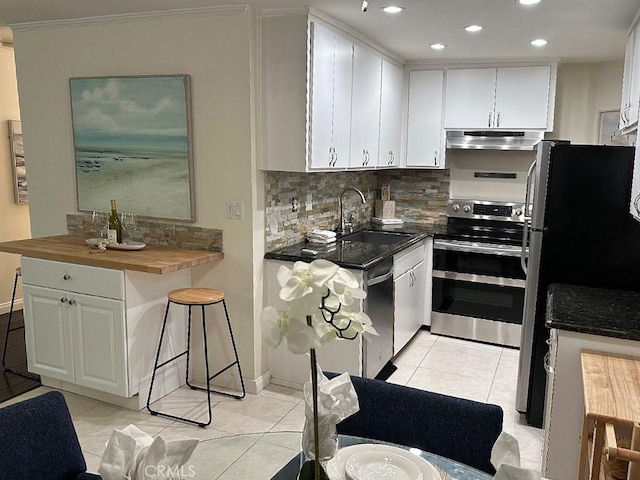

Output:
xmin=516 ymin=141 xmax=640 ymax=427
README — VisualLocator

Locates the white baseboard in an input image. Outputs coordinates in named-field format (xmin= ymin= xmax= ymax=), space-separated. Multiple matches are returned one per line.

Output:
xmin=0 ymin=299 xmax=23 ymax=316
xmin=190 ymin=367 xmax=271 ymax=395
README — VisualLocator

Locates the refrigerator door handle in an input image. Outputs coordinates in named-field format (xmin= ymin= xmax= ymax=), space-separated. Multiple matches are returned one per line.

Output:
xmin=521 ymin=159 xmax=537 ymax=274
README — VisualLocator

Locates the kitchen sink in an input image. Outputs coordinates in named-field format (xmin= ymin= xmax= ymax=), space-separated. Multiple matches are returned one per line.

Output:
xmin=339 ymin=230 xmax=414 ymax=245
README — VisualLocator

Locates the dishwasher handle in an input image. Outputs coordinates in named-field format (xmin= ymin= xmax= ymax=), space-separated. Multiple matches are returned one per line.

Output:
xmin=367 ymin=269 xmax=393 ymax=286
xmin=367 ymin=258 xmax=394 ymax=287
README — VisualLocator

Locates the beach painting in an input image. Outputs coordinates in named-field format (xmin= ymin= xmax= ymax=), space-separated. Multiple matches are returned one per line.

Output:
xmin=70 ymin=75 xmax=195 ymax=221
xmin=9 ymin=120 xmax=27 ymax=204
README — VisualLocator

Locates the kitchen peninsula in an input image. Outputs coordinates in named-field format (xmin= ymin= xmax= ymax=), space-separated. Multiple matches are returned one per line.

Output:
xmin=0 ymin=235 xmax=223 ymax=410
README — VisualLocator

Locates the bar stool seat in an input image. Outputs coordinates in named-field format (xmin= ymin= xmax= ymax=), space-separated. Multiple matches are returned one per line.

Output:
xmin=3 ymin=266 xmax=38 ymax=380
xmin=146 ymin=287 xmax=245 ymax=427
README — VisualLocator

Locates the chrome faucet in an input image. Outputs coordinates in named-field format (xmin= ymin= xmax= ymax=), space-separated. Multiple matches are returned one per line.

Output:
xmin=338 ymin=187 xmax=366 ymax=234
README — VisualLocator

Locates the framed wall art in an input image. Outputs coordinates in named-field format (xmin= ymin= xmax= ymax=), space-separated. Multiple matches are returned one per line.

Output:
xmin=8 ymin=120 xmax=27 ymax=204
xmin=70 ymin=75 xmax=195 ymax=221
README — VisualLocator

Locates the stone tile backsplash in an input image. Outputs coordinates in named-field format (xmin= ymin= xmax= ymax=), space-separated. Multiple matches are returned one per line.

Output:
xmin=66 ymin=213 xmax=223 ymax=252
xmin=265 ymin=169 xmax=450 ymax=250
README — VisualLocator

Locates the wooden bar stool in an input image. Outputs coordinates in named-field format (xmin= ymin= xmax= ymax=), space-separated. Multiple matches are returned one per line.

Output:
xmin=146 ymin=287 xmax=245 ymax=427
xmin=2 ymin=266 xmax=38 ymax=380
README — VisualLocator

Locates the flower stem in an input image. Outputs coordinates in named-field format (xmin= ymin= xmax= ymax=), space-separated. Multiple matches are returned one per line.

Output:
xmin=307 ymin=315 xmax=320 ymax=480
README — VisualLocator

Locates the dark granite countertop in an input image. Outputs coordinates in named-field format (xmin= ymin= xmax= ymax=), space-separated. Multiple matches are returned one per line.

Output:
xmin=264 ymin=223 xmax=446 ymax=270
xmin=546 ymin=283 xmax=640 ymax=341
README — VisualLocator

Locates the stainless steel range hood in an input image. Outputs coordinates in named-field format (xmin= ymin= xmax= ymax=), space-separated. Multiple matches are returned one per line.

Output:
xmin=446 ymin=130 xmax=544 ymax=151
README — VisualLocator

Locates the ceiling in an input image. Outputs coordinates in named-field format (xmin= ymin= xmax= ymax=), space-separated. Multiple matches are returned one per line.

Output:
xmin=0 ymin=0 xmax=639 ymax=63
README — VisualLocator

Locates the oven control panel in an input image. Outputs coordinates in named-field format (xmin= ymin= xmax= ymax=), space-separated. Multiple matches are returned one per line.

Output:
xmin=448 ymin=199 xmax=525 ymax=222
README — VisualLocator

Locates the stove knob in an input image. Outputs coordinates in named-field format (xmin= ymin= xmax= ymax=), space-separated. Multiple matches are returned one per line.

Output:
xmin=451 ymin=203 xmax=460 ymax=212
xmin=463 ymin=204 xmax=471 ymax=213
xmin=515 ymin=208 xmax=523 ymax=216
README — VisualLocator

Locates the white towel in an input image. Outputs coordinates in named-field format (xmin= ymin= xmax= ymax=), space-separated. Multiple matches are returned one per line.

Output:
xmin=307 ymin=236 xmax=337 ymax=245
xmin=310 ymin=229 xmax=337 ymax=238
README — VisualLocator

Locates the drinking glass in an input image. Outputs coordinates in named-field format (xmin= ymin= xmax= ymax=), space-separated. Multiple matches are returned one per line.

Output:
xmin=120 ymin=213 xmax=138 ymax=240
xmin=91 ymin=210 xmax=108 ymax=239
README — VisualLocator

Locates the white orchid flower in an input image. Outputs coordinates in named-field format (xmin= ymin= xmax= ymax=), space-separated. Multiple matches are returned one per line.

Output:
xmin=260 ymin=306 xmax=315 ymax=354
xmin=262 ymin=259 xmax=375 ymax=354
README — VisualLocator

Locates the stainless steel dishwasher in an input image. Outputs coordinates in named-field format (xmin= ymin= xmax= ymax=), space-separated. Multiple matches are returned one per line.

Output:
xmin=362 ymin=257 xmax=394 ymax=378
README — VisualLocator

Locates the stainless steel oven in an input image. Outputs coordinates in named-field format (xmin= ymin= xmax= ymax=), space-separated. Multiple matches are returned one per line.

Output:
xmin=431 ymin=200 xmax=526 ymax=347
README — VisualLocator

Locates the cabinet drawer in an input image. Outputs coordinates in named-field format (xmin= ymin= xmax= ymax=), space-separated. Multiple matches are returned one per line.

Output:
xmin=393 ymin=241 xmax=426 ymax=279
xmin=21 ymin=257 xmax=125 ymax=300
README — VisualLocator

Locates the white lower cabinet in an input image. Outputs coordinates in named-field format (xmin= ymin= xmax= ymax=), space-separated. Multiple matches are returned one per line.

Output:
xmin=393 ymin=241 xmax=426 ymax=354
xmin=20 ymin=257 xmax=191 ymax=407
xmin=23 ymin=284 xmax=126 ymax=396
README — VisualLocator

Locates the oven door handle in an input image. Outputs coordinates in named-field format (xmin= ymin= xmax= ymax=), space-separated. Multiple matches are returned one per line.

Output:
xmin=434 ymin=240 xmax=521 ymax=257
xmin=520 ymin=159 xmax=536 ymax=274
xmin=433 ymin=270 xmax=526 ymax=288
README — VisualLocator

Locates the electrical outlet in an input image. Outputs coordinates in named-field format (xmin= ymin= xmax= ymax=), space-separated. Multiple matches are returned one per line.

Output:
xmin=306 ymin=192 xmax=313 ymax=211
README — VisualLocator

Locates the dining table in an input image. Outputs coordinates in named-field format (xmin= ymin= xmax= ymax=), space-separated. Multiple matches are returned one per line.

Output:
xmin=185 ymin=431 xmax=492 ymax=480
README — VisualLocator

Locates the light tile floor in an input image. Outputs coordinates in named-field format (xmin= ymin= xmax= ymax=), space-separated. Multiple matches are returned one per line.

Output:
xmin=0 ymin=330 xmax=542 ymax=476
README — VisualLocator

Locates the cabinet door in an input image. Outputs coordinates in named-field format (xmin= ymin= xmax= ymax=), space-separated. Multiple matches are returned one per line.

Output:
xmin=444 ymin=68 xmax=496 ymax=129
xmin=350 ymin=44 xmax=382 ymax=168
xmin=620 ymin=33 xmax=635 ymax=131
xmin=630 ymin=140 xmax=640 ymax=220
xmin=309 ymin=22 xmax=336 ymax=169
xmin=495 ymin=66 xmax=551 ymax=129
xmin=393 ymin=261 xmax=425 ymax=355
xmin=406 ymin=70 xmax=445 ymax=168
xmin=23 ymin=285 xmax=74 ymax=382
xmin=378 ymin=61 xmax=403 ymax=167
xmin=332 ymin=33 xmax=353 ymax=169
xmin=70 ymin=293 xmax=127 ymax=396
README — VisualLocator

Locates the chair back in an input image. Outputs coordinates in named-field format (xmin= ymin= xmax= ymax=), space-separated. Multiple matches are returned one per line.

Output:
xmin=0 ymin=391 xmax=90 ymax=480
xmin=330 ymin=373 xmax=503 ymax=474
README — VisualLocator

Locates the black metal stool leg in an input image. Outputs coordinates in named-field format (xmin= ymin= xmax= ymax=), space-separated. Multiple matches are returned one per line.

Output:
xmin=147 ymin=300 xmax=172 ymax=414
xmin=2 ymin=269 xmax=38 ymax=381
xmin=222 ymin=299 xmax=246 ymax=399
xmin=200 ymin=304 xmax=213 ymax=426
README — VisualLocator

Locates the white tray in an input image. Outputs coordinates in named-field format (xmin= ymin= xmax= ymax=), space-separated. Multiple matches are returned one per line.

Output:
xmin=106 ymin=241 xmax=146 ymax=251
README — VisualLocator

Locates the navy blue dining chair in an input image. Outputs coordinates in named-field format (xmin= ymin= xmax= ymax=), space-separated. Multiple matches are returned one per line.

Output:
xmin=327 ymin=372 xmax=504 ymax=474
xmin=0 ymin=391 xmax=101 ymax=480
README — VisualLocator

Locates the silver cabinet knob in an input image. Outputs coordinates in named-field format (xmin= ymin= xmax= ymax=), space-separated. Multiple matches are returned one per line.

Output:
xmin=68 ymin=299 xmax=76 ymax=305
xmin=60 ymin=297 xmax=68 ymax=303
xmin=63 ymin=274 xmax=71 ymax=280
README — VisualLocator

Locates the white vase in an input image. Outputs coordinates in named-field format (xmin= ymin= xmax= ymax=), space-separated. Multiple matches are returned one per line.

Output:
xmin=301 ymin=418 xmax=339 ymax=462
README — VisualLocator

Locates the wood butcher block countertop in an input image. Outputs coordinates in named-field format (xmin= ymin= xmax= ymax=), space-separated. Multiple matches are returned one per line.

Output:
xmin=581 ymin=349 xmax=640 ymax=425
xmin=0 ymin=235 xmax=223 ymax=274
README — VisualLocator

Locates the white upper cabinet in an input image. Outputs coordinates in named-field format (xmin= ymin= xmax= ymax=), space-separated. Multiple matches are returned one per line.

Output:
xmin=309 ymin=22 xmax=353 ymax=170
xmin=620 ymin=27 xmax=640 ymax=132
xmin=444 ymin=68 xmax=496 ymax=129
xmin=260 ymin=14 xmax=403 ymax=172
xmin=495 ymin=66 xmax=551 ymax=129
xmin=406 ymin=70 xmax=445 ymax=169
xmin=350 ymin=44 xmax=382 ymax=168
xmin=378 ymin=60 xmax=404 ymax=168
xmin=444 ymin=65 xmax=553 ymax=130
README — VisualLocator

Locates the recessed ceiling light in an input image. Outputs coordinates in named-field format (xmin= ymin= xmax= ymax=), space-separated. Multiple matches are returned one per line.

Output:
xmin=531 ymin=38 xmax=548 ymax=47
xmin=431 ymin=43 xmax=447 ymax=50
xmin=518 ymin=0 xmax=541 ymax=4
xmin=382 ymin=6 xmax=404 ymax=13
xmin=465 ymin=25 xmax=483 ymax=33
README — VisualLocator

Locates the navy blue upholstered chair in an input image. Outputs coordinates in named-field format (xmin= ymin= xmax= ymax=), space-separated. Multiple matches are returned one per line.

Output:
xmin=0 ymin=391 xmax=101 ymax=480
xmin=327 ymin=372 xmax=503 ymax=474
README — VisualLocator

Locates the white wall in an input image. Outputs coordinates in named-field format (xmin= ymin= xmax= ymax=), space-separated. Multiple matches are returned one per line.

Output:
xmin=12 ymin=8 xmax=265 ymax=387
xmin=552 ymin=60 xmax=624 ymax=144
xmin=0 ymin=44 xmax=31 ymax=314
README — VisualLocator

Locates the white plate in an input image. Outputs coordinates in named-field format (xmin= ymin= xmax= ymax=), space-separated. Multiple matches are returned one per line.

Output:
xmin=106 ymin=241 xmax=146 ymax=251
xmin=327 ymin=444 xmax=440 ymax=480
xmin=345 ymin=450 xmax=423 ymax=480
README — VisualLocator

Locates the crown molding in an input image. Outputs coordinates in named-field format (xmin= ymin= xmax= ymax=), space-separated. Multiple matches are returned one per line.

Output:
xmin=10 ymin=5 xmax=250 ymax=30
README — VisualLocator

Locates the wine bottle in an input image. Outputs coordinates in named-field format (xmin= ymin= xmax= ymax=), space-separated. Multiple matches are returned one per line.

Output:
xmin=107 ymin=199 xmax=123 ymax=244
